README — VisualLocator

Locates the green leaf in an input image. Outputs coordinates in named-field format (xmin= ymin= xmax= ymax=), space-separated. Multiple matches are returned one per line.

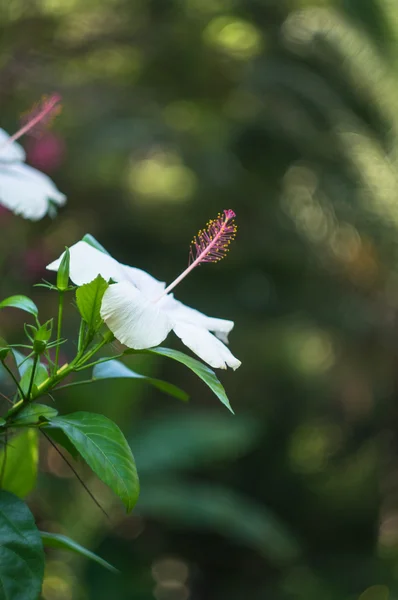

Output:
xmin=43 ymin=412 xmax=139 ymax=512
xmin=0 ymin=491 xmax=44 ymax=600
xmin=40 ymin=532 xmax=119 ymax=573
xmin=133 ymin=413 xmax=258 ymax=473
xmin=20 ymin=362 xmax=48 ymax=396
xmin=0 ymin=295 xmax=38 ymax=317
xmin=11 ymin=403 xmax=58 ymax=427
xmin=93 ymin=360 xmax=189 ymax=402
xmin=0 ymin=430 xmax=38 ymax=498
xmin=127 ymin=347 xmax=233 ymax=413
xmin=138 ymin=481 xmax=300 ymax=563
xmin=76 ymin=275 xmax=109 ymax=334
xmin=82 ymin=234 xmax=110 ymax=255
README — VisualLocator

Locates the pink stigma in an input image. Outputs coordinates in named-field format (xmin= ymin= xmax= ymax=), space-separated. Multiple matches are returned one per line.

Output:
xmin=188 ymin=209 xmax=237 ymax=266
xmin=0 ymin=94 xmax=62 ymax=153
xmin=159 ymin=209 xmax=237 ymax=298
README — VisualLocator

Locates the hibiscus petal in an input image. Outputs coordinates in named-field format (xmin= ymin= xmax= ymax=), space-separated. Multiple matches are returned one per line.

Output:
xmin=0 ymin=129 xmax=26 ymax=162
xmin=0 ymin=164 xmax=60 ymax=220
xmin=101 ymin=281 xmax=173 ymax=349
xmin=163 ymin=295 xmax=234 ymax=342
xmin=173 ymin=322 xmax=241 ymax=370
xmin=47 ymin=241 xmax=127 ymax=286
xmin=122 ymin=265 xmax=166 ymax=299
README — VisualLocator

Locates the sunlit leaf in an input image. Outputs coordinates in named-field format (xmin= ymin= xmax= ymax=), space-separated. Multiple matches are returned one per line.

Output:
xmin=93 ymin=359 xmax=189 ymax=402
xmin=0 ymin=491 xmax=44 ymax=599
xmin=0 ymin=430 xmax=38 ymax=498
xmin=43 ymin=412 xmax=139 ymax=512
xmin=40 ymin=532 xmax=119 ymax=573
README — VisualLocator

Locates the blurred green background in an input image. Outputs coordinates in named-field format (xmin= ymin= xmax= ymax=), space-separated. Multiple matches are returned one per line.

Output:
xmin=2 ymin=0 xmax=398 ymax=598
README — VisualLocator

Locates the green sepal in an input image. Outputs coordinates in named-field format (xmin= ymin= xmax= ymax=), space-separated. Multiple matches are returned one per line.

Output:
xmin=33 ymin=320 xmax=53 ymax=355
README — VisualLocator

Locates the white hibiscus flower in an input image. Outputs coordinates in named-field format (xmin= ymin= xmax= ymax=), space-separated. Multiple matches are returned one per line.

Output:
xmin=0 ymin=95 xmax=66 ymax=220
xmin=47 ymin=210 xmax=241 ymax=370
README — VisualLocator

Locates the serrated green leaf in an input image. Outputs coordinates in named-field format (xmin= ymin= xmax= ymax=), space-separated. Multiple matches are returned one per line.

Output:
xmin=138 ymin=481 xmax=300 ymax=563
xmin=126 ymin=347 xmax=233 ymax=412
xmin=40 ymin=532 xmax=119 ymax=573
xmin=81 ymin=234 xmax=110 ymax=255
xmin=0 ymin=295 xmax=38 ymax=317
xmin=43 ymin=412 xmax=139 ymax=512
xmin=0 ymin=430 xmax=38 ymax=499
xmin=0 ymin=491 xmax=44 ymax=599
xmin=93 ymin=359 xmax=188 ymax=402
xmin=11 ymin=404 xmax=58 ymax=427
xmin=76 ymin=275 xmax=109 ymax=334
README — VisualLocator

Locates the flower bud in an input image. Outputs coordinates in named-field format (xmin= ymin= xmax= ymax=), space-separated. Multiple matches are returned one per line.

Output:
xmin=56 ymin=247 xmax=70 ymax=291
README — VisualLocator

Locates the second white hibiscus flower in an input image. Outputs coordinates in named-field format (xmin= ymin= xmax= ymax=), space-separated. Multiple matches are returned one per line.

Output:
xmin=47 ymin=210 xmax=241 ymax=370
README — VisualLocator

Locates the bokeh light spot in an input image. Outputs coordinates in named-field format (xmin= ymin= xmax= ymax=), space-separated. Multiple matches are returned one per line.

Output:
xmin=126 ymin=151 xmax=197 ymax=203
xmin=203 ymin=16 xmax=263 ymax=59
xmin=287 ymin=326 xmax=335 ymax=375
xmin=358 ymin=585 xmax=389 ymax=600
xmin=289 ymin=422 xmax=342 ymax=474
xmin=163 ymin=101 xmax=201 ymax=132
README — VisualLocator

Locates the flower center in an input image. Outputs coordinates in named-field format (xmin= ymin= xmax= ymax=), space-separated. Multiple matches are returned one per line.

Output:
xmin=0 ymin=94 xmax=62 ymax=157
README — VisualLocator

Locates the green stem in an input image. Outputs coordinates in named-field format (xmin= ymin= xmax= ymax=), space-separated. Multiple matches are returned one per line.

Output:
xmin=74 ymin=353 xmax=124 ymax=372
xmin=4 ymin=333 xmax=114 ymax=424
xmin=75 ymin=334 xmax=113 ymax=369
xmin=77 ymin=320 xmax=86 ymax=355
xmin=27 ymin=354 xmax=39 ymax=401
xmin=1 ymin=361 xmax=26 ymax=401
xmin=54 ymin=292 xmax=64 ymax=373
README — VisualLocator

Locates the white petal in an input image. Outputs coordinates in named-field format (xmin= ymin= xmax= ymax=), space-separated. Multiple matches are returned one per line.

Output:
xmin=47 ymin=241 xmax=127 ymax=286
xmin=0 ymin=163 xmax=66 ymax=221
xmin=16 ymin=163 xmax=66 ymax=206
xmin=173 ymin=322 xmax=241 ymax=370
xmin=101 ymin=281 xmax=173 ymax=349
xmin=122 ymin=265 xmax=166 ymax=299
xmin=163 ymin=295 xmax=234 ymax=342
xmin=0 ymin=129 xmax=26 ymax=162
